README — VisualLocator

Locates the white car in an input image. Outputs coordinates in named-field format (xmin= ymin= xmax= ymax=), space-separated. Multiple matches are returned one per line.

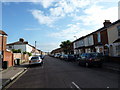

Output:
xmin=29 ymin=56 xmax=43 ymax=65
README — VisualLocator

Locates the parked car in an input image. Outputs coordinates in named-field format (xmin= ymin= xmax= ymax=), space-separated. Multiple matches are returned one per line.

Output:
xmin=54 ymin=54 xmax=61 ymax=58
xmin=39 ymin=55 xmax=45 ymax=59
xmin=29 ymin=56 xmax=43 ymax=65
xmin=66 ymin=54 xmax=76 ymax=61
xmin=60 ymin=54 xmax=68 ymax=60
xmin=59 ymin=54 xmax=66 ymax=60
xmin=78 ymin=53 xmax=103 ymax=67
xmin=50 ymin=54 xmax=54 ymax=57
xmin=74 ymin=54 xmax=82 ymax=61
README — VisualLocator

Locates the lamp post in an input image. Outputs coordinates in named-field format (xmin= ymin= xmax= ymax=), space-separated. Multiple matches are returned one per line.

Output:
xmin=74 ymin=36 xmax=77 ymax=40
xmin=35 ymin=41 xmax=36 ymax=55
xmin=73 ymin=36 xmax=78 ymax=54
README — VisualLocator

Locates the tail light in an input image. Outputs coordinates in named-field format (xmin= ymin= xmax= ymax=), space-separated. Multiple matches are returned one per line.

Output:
xmin=89 ymin=58 xmax=93 ymax=61
xmin=37 ymin=60 xmax=40 ymax=62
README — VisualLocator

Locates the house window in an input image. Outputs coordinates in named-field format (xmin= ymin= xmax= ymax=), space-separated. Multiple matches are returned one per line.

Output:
xmin=88 ymin=37 xmax=91 ymax=45
xmin=81 ymin=40 xmax=84 ymax=46
xmin=117 ymin=25 xmax=120 ymax=36
xmin=97 ymin=32 xmax=101 ymax=43
xmin=9 ymin=46 xmax=12 ymax=48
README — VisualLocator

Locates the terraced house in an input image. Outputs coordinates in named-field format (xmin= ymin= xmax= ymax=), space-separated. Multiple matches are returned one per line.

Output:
xmin=73 ymin=19 xmax=120 ymax=57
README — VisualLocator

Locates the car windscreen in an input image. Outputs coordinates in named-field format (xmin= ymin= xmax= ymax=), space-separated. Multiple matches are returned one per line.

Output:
xmin=92 ymin=53 xmax=103 ymax=57
xmin=68 ymin=55 xmax=74 ymax=57
xmin=31 ymin=57 xmax=39 ymax=60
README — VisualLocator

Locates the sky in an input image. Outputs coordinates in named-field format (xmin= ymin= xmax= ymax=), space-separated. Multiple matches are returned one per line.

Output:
xmin=1 ymin=0 xmax=119 ymax=52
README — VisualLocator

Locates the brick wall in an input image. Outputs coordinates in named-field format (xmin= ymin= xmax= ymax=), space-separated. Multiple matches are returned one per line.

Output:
xmin=13 ymin=53 xmax=29 ymax=63
xmin=100 ymin=29 xmax=108 ymax=45
xmin=3 ymin=51 xmax=14 ymax=67
xmin=13 ymin=53 xmax=22 ymax=60
xmin=0 ymin=36 xmax=7 ymax=51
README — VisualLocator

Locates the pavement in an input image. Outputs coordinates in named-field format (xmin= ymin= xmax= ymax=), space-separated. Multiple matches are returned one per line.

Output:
xmin=0 ymin=63 xmax=28 ymax=89
xmin=0 ymin=58 xmax=119 ymax=89
xmin=102 ymin=62 xmax=120 ymax=72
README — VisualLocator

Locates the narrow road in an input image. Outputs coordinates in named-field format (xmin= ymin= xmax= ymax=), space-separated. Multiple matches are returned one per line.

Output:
xmin=7 ymin=56 xmax=119 ymax=88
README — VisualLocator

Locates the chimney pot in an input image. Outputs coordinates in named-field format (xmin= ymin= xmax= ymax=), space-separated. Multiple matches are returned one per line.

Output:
xmin=19 ymin=38 xmax=24 ymax=42
xmin=103 ymin=20 xmax=111 ymax=27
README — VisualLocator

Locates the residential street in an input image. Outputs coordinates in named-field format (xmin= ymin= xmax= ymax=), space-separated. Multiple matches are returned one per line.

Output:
xmin=7 ymin=56 xmax=119 ymax=89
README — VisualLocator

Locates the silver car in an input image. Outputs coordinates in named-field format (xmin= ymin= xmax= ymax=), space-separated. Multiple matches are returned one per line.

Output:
xmin=29 ymin=56 xmax=43 ymax=65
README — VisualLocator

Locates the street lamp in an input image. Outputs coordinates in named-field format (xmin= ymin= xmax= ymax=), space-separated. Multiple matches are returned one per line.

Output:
xmin=73 ymin=36 xmax=77 ymax=55
xmin=74 ymin=36 xmax=77 ymax=40
xmin=35 ymin=41 xmax=37 ymax=55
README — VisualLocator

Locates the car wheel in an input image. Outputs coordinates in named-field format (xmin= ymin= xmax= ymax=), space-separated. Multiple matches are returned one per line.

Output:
xmin=85 ymin=62 xmax=89 ymax=67
xmin=39 ymin=63 xmax=42 ymax=66
xmin=98 ymin=64 xmax=102 ymax=68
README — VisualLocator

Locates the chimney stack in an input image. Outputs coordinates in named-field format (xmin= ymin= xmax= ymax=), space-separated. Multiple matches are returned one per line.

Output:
xmin=19 ymin=38 xmax=24 ymax=42
xmin=103 ymin=20 xmax=111 ymax=27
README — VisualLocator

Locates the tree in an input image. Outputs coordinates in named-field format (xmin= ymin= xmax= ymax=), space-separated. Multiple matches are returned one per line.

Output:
xmin=60 ymin=40 xmax=72 ymax=54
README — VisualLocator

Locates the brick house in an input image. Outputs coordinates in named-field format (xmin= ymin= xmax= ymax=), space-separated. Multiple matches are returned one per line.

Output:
xmin=93 ymin=20 xmax=110 ymax=54
xmin=106 ymin=19 xmax=120 ymax=56
xmin=0 ymin=30 xmax=7 ymax=52
xmin=0 ymin=30 xmax=14 ymax=68
xmin=73 ymin=19 xmax=120 ymax=57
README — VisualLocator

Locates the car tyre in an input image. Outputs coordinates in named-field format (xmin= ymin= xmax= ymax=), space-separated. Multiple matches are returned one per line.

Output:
xmin=85 ymin=62 xmax=89 ymax=67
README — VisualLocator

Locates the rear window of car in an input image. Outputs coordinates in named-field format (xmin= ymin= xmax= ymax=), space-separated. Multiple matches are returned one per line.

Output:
xmin=31 ymin=57 xmax=39 ymax=60
xmin=92 ymin=53 xmax=103 ymax=57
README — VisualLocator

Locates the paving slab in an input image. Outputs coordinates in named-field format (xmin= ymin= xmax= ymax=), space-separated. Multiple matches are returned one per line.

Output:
xmin=0 ymin=65 xmax=27 ymax=89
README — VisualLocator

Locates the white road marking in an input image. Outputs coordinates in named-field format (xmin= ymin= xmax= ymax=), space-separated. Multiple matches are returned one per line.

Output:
xmin=71 ymin=82 xmax=81 ymax=90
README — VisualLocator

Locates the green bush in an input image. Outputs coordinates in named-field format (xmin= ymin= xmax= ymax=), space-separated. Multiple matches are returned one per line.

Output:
xmin=12 ymin=49 xmax=21 ymax=53
xmin=27 ymin=52 xmax=32 ymax=56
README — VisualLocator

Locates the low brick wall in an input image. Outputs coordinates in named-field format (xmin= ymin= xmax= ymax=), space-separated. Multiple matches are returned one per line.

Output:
xmin=13 ymin=53 xmax=29 ymax=64
xmin=109 ymin=56 xmax=120 ymax=63
xmin=4 ymin=51 xmax=14 ymax=67
xmin=104 ymin=56 xmax=120 ymax=63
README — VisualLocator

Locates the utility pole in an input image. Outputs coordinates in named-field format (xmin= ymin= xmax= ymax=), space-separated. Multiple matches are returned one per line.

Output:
xmin=35 ymin=41 xmax=36 ymax=55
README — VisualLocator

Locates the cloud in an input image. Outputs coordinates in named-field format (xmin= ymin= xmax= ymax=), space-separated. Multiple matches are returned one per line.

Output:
xmin=30 ymin=9 xmax=56 ymax=27
xmin=38 ymin=0 xmax=56 ymax=8
xmin=48 ymin=23 xmax=94 ymax=41
xmin=24 ymin=28 xmax=42 ymax=31
xmin=74 ymin=5 xmax=118 ymax=29
xmin=30 ymin=0 xmax=94 ymax=27
xmin=37 ymin=42 xmax=59 ymax=52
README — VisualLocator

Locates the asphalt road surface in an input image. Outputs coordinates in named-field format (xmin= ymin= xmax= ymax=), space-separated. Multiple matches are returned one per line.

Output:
xmin=7 ymin=56 xmax=119 ymax=89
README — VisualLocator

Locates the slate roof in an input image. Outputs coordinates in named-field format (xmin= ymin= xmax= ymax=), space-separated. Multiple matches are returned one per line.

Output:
xmin=0 ymin=30 xmax=8 ymax=36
